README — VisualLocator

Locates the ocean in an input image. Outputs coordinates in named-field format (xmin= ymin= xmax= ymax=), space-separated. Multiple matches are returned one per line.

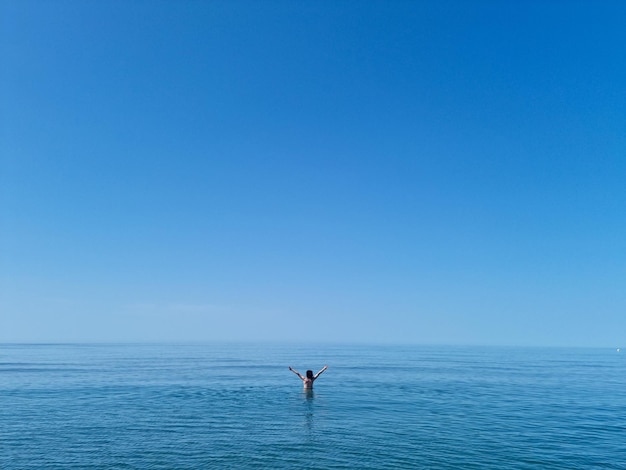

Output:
xmin=1 ymin=343 xmax=625 ymax=469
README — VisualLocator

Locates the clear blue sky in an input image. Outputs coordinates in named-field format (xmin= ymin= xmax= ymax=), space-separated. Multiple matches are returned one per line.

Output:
xmin=2 ymin=1 xmax=625 ymax=346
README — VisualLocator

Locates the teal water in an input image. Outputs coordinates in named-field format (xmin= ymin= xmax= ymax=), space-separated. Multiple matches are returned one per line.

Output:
xmin=1 ymin=343 xmax=625 ymax=469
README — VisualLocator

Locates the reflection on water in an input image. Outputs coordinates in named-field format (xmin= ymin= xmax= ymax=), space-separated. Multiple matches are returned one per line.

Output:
xmin=303 ymin=389 xmax=315 ymax=434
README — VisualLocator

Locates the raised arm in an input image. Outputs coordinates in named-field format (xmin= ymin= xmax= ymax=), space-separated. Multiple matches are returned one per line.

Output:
xmin=289 ymin=366 xmax=304 ymax=380
xmin=313 ymin=365 xmax=328 ymax=380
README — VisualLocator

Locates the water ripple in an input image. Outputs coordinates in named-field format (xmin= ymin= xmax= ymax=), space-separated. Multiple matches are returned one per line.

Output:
xmin=2 ymin=344 xmax=625 ymax=468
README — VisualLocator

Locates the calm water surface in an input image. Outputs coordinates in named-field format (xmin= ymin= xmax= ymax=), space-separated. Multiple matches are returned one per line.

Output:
xmin=2 ymin=343 xmax=625 ymax=469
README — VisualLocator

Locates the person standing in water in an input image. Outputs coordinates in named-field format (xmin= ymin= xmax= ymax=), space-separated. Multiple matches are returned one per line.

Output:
xmin=289 ymin=365 xmax=328 ymax=389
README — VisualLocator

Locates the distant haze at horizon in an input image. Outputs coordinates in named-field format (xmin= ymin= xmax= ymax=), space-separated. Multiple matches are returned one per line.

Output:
xmin=2 ymin=1 xmax=625 ymax=348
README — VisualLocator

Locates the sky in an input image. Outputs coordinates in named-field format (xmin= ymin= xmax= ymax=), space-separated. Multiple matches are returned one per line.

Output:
xmin=1 ymin=0 xmax=625 ymax=346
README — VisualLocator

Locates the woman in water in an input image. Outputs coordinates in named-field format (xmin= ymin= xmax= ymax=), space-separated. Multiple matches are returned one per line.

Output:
xmin=289 ymin=365 xmax=328 ymax=389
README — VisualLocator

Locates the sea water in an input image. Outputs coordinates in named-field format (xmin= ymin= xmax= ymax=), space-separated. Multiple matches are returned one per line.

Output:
xmin=1 ymin=343 xmax=625 ymax=469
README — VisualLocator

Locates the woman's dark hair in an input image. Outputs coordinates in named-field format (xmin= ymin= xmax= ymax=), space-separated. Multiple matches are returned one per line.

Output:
xmin=306 ymin=370 xmax=313 ymax=379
